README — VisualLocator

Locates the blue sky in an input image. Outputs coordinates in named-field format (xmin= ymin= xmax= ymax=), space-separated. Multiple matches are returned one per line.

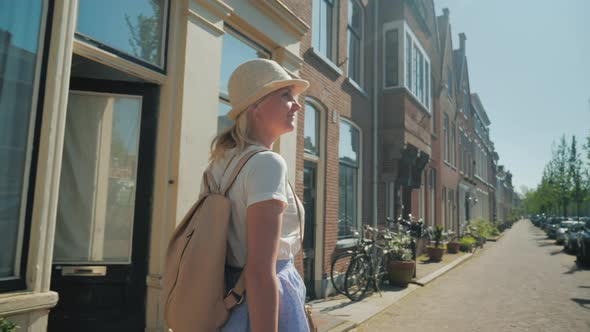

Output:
xmin=434 ymin=0 xmax=590 ymax=193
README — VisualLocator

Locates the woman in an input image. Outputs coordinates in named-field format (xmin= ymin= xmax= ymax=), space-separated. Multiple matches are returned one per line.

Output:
xmin=205 ymin=59 xmax=310 ymax=332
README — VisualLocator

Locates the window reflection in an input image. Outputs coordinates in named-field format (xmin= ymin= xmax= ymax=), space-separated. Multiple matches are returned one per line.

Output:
xmin=304 ymin=103 xmax=319 ymax=156
xmin=77 ymin=0 xmax=166 ymax=68
xmin=0 ymin=0 xmax=43 ymax=280
xmin=217 ymin=27 xmax=269 ymax=133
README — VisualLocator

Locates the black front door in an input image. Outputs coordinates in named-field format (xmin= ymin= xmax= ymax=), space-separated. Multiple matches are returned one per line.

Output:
xmin=302 ymin=160 xmax=317 ymax=299
xmin=49 ymin=78 xmax=157 ymax=332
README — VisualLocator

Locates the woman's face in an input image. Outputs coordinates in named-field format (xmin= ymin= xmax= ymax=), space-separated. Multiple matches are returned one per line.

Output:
xmin=251 ymin=86 xmax=301 ymax=138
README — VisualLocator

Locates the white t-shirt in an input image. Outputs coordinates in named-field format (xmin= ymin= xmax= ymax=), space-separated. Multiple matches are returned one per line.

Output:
xmin=201 ymin=145 xmax=304 ymax=268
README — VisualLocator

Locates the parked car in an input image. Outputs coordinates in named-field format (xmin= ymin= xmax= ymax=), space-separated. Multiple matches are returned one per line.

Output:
xmin=546 ymin=218 xmax=562 ymax=239
xmin=556 ymin=220 xmax=576 ymax=244
xmin=576 ymin=220 xmax=590 ymax=266
xmin=564 ymin=222 xmax=585 ymax=254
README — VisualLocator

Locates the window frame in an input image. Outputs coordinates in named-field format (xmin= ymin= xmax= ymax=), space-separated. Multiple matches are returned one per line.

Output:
xmin=0 ymin=0 xmax=51 ymax=293
xmin=312 ymin=0 xmax=339 ymax=64
xmin=74 ymin=0 xmax=170 ymax=73
xmin=337 ymin=118 xmax=362 ymax=240
xmin=347 ymin=0 xmax=364 ymax=86
xmin=382 ymin=21 xmax=431 ymax=112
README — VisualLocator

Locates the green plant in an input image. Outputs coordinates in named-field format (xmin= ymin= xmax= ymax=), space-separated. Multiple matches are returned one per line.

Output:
xmin=387 ymin=232 xmax=413 ymax=261
xmin=460 ymin=236 xmax=476 ymax=252
xmin=470 ymin=218 xmax=500 ymax=239
xmin=0 ymin=317 xmax=19 ymax=332
xmin=432 ymin=225 xmax=444 ymax=248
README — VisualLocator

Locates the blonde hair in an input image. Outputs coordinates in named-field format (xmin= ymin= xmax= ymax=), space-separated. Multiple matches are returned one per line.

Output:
xmin=210 ymin=92 xmax=277 ymax=160
xmin=209 ymin=105 xmax=257 ymax=161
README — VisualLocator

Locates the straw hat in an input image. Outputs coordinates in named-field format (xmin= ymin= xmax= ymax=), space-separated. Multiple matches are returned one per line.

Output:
xmin=227 ymin=59 xmax=309 ymax=120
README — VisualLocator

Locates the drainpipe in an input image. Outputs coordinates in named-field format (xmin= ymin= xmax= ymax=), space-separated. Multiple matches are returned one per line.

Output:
xmin=373 ymin=0 xmax=379 ymax=228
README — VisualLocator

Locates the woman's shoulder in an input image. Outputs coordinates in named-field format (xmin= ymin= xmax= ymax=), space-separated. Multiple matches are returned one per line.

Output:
xmin=247 ymin=149 xmax=287 ymax=171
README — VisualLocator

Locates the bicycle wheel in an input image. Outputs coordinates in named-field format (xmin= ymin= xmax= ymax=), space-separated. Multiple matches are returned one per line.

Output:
xmin=344 ymin=254 xmax=371 ymax=301
xmin=330 ymin=251 xmax=355 ymax=295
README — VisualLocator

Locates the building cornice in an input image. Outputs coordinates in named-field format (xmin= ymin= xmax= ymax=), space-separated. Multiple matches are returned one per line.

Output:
xmin=249 ymin=0 xmax=310 ymax=38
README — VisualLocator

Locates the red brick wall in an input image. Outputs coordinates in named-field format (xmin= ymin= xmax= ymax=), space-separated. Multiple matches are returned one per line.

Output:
xmin=282 ymin=0 xmax=374 ymax=283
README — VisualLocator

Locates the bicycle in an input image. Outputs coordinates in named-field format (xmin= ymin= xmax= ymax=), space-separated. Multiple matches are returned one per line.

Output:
xmin=342 ymin=226 xmax=393 ymax=301
xmin=330 ymin=226 xmax=374 ymax=296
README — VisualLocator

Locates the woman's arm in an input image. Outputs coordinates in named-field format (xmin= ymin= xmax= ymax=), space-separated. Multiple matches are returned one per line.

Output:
xmin=245 ymin=199 xmax=285 ymax=332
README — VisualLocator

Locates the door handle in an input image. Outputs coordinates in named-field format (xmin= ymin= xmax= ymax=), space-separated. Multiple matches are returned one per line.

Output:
xmin=61 ymin=266 xmax=107 ymax=277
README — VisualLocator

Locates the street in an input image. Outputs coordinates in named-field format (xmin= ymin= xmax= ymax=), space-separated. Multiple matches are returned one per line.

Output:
xmin=355 ymin=220 xmax=590 ymax=332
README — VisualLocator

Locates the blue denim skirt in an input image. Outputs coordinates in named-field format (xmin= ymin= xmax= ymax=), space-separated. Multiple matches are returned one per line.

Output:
xmin=220 ymin=259 xmax=310 ymax=332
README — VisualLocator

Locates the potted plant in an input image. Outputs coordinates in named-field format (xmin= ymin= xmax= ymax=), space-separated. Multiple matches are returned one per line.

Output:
xmin=459 ymin=235 xmax=476 ymax=252
xmin=446 ymin=230 xmax=461 ymax=254
xmin=427 ymin=225 xmax=445 ymax=262
xmin=386 ymin=232 xmax=415 ymax=287
xmin=0 ymin=317 xmax=18 ymax=332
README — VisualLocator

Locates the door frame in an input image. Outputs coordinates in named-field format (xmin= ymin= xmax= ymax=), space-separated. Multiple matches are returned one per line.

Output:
xmin=48 ymin=77 xmax=158 ymax=331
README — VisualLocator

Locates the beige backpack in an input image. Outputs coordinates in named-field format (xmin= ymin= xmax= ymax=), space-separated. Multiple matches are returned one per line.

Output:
xmin=162 ymin=149 xmax=264 ymax=332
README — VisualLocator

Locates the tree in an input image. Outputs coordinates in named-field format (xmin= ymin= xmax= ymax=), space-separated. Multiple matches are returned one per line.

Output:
xmin=552 ymin=135 xmax=571 ymax=217
xmin=125 ymin=0 xmax=162 ymax=64
xmin=568 ymin=136 xmax=584 ymax=219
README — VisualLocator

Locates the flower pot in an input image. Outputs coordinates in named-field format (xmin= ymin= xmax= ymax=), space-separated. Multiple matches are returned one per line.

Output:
xmin=447 ymin=241 xmax=461 ymax=254
xmin=388 ymin=260 xmax=415 ymax=287
xmin=427 ymin=246 xmax=445 ymax=262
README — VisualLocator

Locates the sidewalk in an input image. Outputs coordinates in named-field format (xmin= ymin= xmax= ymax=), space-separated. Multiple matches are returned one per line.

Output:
xmin=308 ymin=248 xmax=478 ymax=332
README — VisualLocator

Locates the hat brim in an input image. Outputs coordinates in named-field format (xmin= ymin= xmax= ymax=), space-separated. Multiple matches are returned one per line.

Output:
xmin=227 ymin=79 xmax=309 ymax=120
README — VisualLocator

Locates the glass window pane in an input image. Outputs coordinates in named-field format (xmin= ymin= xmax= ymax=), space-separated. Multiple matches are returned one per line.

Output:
xmin=385 ymin=29 xmax=398 ymax=87
xmin=217 ymin=29 xmax=269 ymax=134
xmin=339 ymin=120 xmax=359 ymax=165
xmin=0 ymin=0 xmax=44 ymax=279
xmin=217 ymin=101 xmax=232 ymax=134
xmin=219 ymin=30 xmax=269 ymax=95
xmin=405 ymin=33 xmax=411 ymax=88
xmin=304 ymin=103 xmax=319 ymax=156
xmin=54 ymin=92 xmax=141 ymax=264
xmin=77 ymin=0 xmax=166 ymax=67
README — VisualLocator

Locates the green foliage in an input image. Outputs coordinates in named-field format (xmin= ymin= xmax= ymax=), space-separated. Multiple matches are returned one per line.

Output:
xmin=386 ymin=232 xmax=413 ymax=261
xmin=521 ymin=133 xmax=590 ymax=217
xmin=0 ymin=318 xmax=18 ymax=332
xmin=433 ymin=225 xmax=444 ymax=248
xmin=459 ymin=236 xmax=476 ymax=252
xmin=470 ymin=218 xmax=500 ymax=238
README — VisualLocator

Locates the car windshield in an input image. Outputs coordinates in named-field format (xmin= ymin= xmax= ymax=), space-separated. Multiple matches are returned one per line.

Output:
xmin=559 ymin=222 xmax=573 ymax=228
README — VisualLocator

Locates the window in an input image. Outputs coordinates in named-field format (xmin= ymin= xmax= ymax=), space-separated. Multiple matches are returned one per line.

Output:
xmin=425 ymin=61 xmax=430 ymax=109
xmin=403 ymin=27 xmax=431 ymax=111
xmin=385 ymin=181 xmax=395 ymax=220
xmin=446 ymin=66 xmax=453 ymax=97
xmin=313 ymin=0 xmax=338 ymax=61
xmin=441 ymin=187 xmax=447 ymax=229
xmin=347 ymin=0 xmax=363 ymax=84
xmin=451 ymin=123 xmax=456 ymax=166
xmin=443 ymin=113 xmax=449 ymax=162
xmin=451 ymin=190 xmax=455 ymax=229
xmin=0 ymin=0 xmax=46 ymax=291
xmin=338 ymin=120 xmax=360 ymax=239
xmin=429 ymin=169 xmax=436 ymax=226
xmin=77 ymin=0 xmax=168 ymax=70
xmin=217 ymin=27 xmax=270 ymax=133
xmin=384 ymin=29 xmax=399 ymax=87
xmin=304 ymin=102 xmax=320 ymax=157
xmin=405 ymin=33 xmax=411 ymax=88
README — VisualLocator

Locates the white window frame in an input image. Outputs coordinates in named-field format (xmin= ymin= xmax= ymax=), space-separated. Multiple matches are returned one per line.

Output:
xmin=0 ymin=0 xmax=49 ymax=289
xmin=347 ymin=0 xmax=364 ymax=86
xmin=338 ymin=118 xmax=362 ymax=241
xmin=312 ymin=0 xmax=339 ymax=63
xmin=382 ymin=21 xmax=431 ymax=112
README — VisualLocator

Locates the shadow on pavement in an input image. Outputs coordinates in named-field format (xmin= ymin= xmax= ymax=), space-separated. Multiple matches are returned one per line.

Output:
xmin=571 ymin=298 xmax=590 ymax=310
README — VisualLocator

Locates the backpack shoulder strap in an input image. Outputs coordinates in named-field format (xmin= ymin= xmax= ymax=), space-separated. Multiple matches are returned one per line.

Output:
xmin=221 ymin=148 xmax=268 ymax=196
